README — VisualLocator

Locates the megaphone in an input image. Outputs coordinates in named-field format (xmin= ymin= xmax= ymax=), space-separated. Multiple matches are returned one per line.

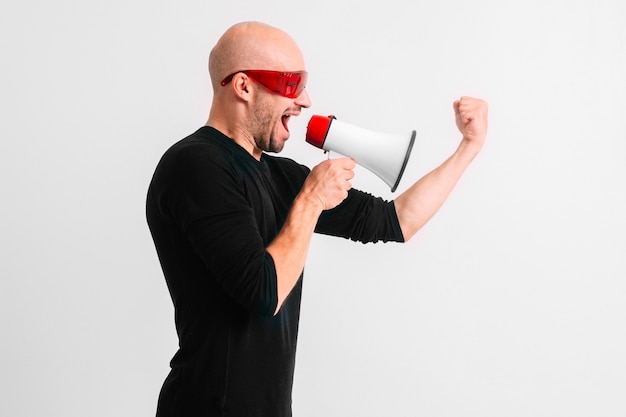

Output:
xmin=306 ymin=115 xmax=416 ymax=192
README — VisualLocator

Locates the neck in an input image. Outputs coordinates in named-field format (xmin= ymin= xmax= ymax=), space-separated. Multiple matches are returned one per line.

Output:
xmin=205 ymin=117 xmax=263 ymax=161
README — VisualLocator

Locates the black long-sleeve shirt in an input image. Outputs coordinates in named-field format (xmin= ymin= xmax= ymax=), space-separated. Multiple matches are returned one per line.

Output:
xmin=146 ymin=126 xmax=404 ymax=417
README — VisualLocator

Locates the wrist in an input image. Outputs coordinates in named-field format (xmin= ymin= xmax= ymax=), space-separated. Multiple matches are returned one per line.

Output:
xmin=459 ymin=136 xmax=482 ymax=157
xmin=293 ymin=191 xmax=325 ymax=218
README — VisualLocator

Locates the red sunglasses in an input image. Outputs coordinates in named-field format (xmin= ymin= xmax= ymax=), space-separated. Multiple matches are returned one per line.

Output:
xmin=220 ymin=70 xmax=308 ymax=99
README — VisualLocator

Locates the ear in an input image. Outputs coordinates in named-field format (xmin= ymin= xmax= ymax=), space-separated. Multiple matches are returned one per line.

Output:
xmin=230 ymin=73 xmax=252 ymax=101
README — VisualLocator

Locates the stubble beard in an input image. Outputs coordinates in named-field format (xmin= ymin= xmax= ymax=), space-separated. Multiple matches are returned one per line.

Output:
xmin=250 ymin=96 xmax=285 ymax=154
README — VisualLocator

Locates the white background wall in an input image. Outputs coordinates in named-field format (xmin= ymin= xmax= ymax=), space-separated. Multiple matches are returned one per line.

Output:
xmin=1 ymin=1 xmax=625 ymax=416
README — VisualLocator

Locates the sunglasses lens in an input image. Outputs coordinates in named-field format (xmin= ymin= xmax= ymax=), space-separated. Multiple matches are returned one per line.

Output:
xmin=252 ymin=71 xmax=307 ymax=98
xmin=221 ymin=70 xmax=308 ymax=98
xmin=282 ymin=73 xmax=307 ymax=98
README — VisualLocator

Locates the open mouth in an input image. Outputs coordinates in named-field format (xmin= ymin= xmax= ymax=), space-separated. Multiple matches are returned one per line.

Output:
xmin=281 ymin=114 xmax=291 ymax=132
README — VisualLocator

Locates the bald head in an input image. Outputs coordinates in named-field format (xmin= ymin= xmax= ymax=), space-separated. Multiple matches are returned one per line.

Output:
xmin=209 ymin=22 xmax=306 ymax=91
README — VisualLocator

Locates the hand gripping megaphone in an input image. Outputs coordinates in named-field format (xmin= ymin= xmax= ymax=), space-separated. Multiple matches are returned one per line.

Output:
xmin=306 ymin=115 xmax=416 ymax=192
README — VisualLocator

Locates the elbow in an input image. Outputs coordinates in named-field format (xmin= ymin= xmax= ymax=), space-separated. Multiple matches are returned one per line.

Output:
xmin=400 ymin=225 xmax=418 ymax=243
xmin=273 ymin=300 xmax=282 ymax=316
xmin=396 ymin=205 xmax=429 ymax=243
xmin=219 ymin=252 xmax=279 ymax=317
xmin=397 ymin=213 xmax=423 ymax=242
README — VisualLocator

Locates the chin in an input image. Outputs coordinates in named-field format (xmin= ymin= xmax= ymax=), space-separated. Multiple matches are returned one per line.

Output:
xmin=268 ymin=141 xmax=286 ymax=154
xmin=275 ymin=134 xmax=290 ymax=152
xmin=270 ymin=129 xmax=289 ymax=152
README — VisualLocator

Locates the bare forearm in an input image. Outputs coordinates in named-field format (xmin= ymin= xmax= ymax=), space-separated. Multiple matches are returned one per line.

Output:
xmin=395 ymin=140 xmax=480 ymax=241
xmin=267 ymin=193 xmax=322 ymax=315
xmin=395 ymin=96 xmax=488 ymax=241
xmin=266 ymin=157 xmax=355 ymax=314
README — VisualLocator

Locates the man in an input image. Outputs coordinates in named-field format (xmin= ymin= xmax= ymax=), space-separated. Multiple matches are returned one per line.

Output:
xmin=146 ymin=21 xmax=487 ymax=417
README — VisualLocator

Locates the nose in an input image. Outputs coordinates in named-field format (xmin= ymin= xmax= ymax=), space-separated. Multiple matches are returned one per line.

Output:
xmin=295 ymin=88 xmax=311 ymax=108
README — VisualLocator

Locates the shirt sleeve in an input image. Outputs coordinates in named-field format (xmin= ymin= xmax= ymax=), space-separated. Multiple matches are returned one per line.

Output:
xmin=315 ymin=189 xmax=405 ymax=243
xmin=159 ymin=144 xmax=279 ymax=316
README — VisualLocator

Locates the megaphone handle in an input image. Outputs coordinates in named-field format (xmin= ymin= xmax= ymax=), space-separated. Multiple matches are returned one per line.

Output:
xmin=325 ymin=150 xmax=331 ymax=160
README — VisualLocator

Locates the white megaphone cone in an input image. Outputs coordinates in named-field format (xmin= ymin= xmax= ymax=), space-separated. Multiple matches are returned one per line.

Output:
xmin=306 ymin=115 xmax=416 ymax=192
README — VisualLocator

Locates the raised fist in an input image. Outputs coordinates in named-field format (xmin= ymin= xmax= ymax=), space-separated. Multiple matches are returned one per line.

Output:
xmin=454 ymin=96 xmax=488 ymax=149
